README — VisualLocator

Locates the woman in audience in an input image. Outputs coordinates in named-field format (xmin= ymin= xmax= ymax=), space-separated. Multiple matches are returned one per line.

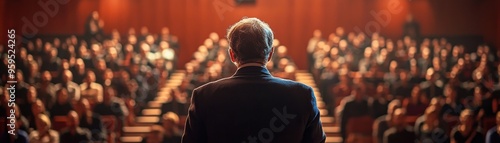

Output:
xmin=29 ymin=114 xmax=59 ymax=143
xmin=450 ymin=109 xmax=483 ymax=143
xmin=403 ymin=85 xmax=428 ymax=116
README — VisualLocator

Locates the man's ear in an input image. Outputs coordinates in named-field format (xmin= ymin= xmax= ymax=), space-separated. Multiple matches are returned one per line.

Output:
xmin=267 ymin=47 xmax=275 ymax=63
xmin=228 ymin=48 xmax=237 ymax=63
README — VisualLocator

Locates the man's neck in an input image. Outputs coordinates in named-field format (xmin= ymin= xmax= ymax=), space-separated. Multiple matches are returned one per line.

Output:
xmin=237 ymin=63 xmax=264 ymax=69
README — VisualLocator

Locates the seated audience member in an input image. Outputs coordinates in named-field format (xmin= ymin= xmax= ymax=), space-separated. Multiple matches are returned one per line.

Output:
xmin=59 ymin=111 xmax=92 ymax=143
xmin=368 ymin=84 xmax=390 ymax=118
xmin=142 ymin=125 xmax=167 ymax=143
xmin=486 ymin=112 xmax=500 ymax=143
xmin=403 ymin=85 xmax=428 ymax=116
xmin=415 ymin=106 xmax=449 ymax=143
xmin=38 ymin=71 xmax=57 ymax=110
xmin=340 ymin=85 xmax=370 ymax=142
xmin=75 ymin=98 xmax=106 ymax=142
xmin=414 ymin=97 xmax=443 ymax=132
xmin=55 ymin=70 xmax=81 ymax=101
xmin=20 ymin=86 xmax=37 ymax=128
xmin=161 ymin=112 xmax=182 ymax=143
xmin=80 ymin=70 xmax=104 ymax=103
xmin=450 ymin=109 xmax=483 ymax=143
xmin=29 ymin=114 xmax=60 ymax=143
xmin=161 ymin=84 xmax=189 ymax=116
xmin=441 ymin=85 xmax=464 ymax=125
xmin=29 ymin=99 xmax=51 ymax=130
xmin=93 ymin=88 xmax=127 ymax=125
xmin=0 ymin=103 xmax=29 ymax=143
xmin=383 ymin=108 xmax=416 ymax=143
xmin=420 ymin=68 xmax=444 ymax=98
xmin=373 ymin=100 xmax=401 ymax=143
xmin=50 ymin=88 xmax=74 ymax=118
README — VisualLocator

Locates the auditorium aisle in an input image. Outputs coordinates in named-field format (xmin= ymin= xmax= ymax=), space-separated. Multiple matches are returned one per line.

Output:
xmin=119 ymin=70 xmax=342 ymax=143
xmin=295 ymin=70 xmax=342 ymax=143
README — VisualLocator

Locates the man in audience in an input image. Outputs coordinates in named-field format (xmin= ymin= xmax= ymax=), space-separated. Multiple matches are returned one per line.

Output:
xmin=93 ymin=87 xmax=127 ymax=126
xmin=339 ymin=85 xmax=369 ymax=143
xmin=486 ymin=111 xmax=500 ymax=143
xmin=38 ymin=71 xmax=57 ymax=110
xmin=50 ymin=88 xmax=74 ymax=118
xmin=55 ymin=70 xmax=81 ymax=101
xmin=383 ymin=108 xmax=416 ymax=143
xmin=75 ymin=98 xmax=106 ymax=142
xmin=80 ymin=70 xmax=104 ymax=103
xmin=60 ymin=111 xmax=92 ymax=142
xmin=161 ymin=112 xmax=182 ymax=143
xmin=372 ymin=100 xmax=401 ymax=143
xmin=0 ymin=103 xmax=29 ymax=143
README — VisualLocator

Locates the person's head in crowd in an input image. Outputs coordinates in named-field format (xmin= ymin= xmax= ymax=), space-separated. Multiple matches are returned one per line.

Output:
xmin=140 ymin=42 xmax=151 ymax=55
xmin=339 ymin=40 xmax=348 ymax=52
xmin=146 ymin=34 xmax=155 ymax=45
xmin=49 ymin=47 xmax=58 ymax=59
xmin=389 ymin=60 xmax=398 ymax=72
xmin=146 ymin=125 xmax=165 ymax=143
xmin=161 ymin=27 xmax=170 ymax=35
xmin=424 ymin=106 xmax=439 ymax=125
xmin=61 ymin=59 xmax=70 ymax=71
xmin=425 ymin=68 xmax=436 ymax=82
xmin=32 ymin=99 xmax=46 ymax=116
xmin=66 ymin=111 xmax=80 ymax=130
xmin=363 ymin=47 xmax=373 ymax=59
xmin=162 ymin=112 xmax=180 ymax=135
xmin=473 ymin=87 xmax=483 ymax=105
xmin=459 ymin=109 xmax=474 ymax=129
xmin=159 ymin=41 xmax=170 ymax=51
xmin=57 ymin=88 xmax=70 ymax=105
xmin=444 ymin=85 xmax=456 ymax=101
xmin=75 ymin=98 xmax=91 ymax=118
xmin=96 ymin=59 xmax=107 ymax=71
xmin=28 ymin=86 xmax=37 ymax=103
xmin=371 ymin=40 xmax=380 ymax=52
xmin=226 ymin=17 xmax=274 ymax=67
xmin=386 ymin=39 xmax=394 ymax=52
xmin=209 ymin=32 xmax=220 ymax=43
xmin=103 ymin=69 xmax=114 ymax=83
xmin=108 ymin=47 xmax=119 ymax=60
xmin=277 ymin=45 xmax=288 ymax=58
xmin=408 ymin=46 xmax=417 ymax=59
xmin=335 ymin=27 xmax=344 ymax=38
xmin=429 ymin=97 xmax=443 ymax=110
xmin=20 ymin=48 xmax=28 ymax=60
xmin=43 ymin=42 xmax=53 ymax=54
xmin=421 ymin=46 xmax=430 ymax=59
xmin=62 ymin=70 xmax=73 ymax=84
xmin=351 ymin=84 xmax=365 ymax=101
xmin=140 ymin=26 xmax=149 ymax=36
xmin=35 ymin=113 xmax=52 ymax=134
xmin=42 ymin=71 xmax=52 ymax=83
xmin=219 ymin=39 xmax=229 ymax=49
xmin=392 ymin=108 xmax=407 ymax=127
xmin=16 ymin=69 xmax=24 ymax=83
xmin=204 ymin=38 xmax=214 ymax=50
xmin=103 ymin=87 xmax=116 ymax=105
xmin=84 ymin=70 xmax=97 ymax=84
xmin=388 ymin=99 xmax=402 ymax=117
xmin=128 ymin=35 xmax=138 ymax=46
xmin=91 ymin=43 xmax=102 ymax=57
xmin=410 ymin=85 xmax=421 ymax=100
xmin=313 ymin=29 xmax=322 ymax=39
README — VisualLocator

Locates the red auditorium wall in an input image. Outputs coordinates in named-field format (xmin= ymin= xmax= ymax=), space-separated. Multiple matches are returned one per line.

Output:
xmin=3 ymin=0 xmax=498 ymax=69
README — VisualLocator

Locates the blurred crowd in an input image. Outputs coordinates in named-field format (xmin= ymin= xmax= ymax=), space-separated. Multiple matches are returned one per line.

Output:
xmin=0 ymin=11 xmax=300 ymax=143
xmin=308 ymin=27 xmax=500 ymax=143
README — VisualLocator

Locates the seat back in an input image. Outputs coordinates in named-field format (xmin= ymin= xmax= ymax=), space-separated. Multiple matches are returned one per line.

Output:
xmin=347 ymin=116 xmax=374 ymax=135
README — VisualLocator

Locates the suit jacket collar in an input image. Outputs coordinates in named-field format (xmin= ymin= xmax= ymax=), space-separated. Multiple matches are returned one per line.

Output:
xmin=232 ymin=66 xmax=272 ymax=77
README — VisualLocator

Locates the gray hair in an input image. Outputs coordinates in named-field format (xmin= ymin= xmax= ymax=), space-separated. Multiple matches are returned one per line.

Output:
xmin=227 ymin=17 xmax=274 ymax=64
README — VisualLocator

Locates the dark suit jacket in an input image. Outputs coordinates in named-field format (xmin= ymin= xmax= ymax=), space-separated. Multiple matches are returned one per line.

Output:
xmin=182 ymin=66 xmax=326 ymax=143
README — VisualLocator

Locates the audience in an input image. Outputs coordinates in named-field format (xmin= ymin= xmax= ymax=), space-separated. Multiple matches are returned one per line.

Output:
xmin=486 ymin=111 xmax=500 ymax=143
xmin=309 ymin=27 xmax=498 ymax=143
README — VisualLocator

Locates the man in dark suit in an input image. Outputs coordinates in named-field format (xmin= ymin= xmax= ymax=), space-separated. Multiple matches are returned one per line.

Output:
xmin=182 ymin=17 xmax=326 ymax=143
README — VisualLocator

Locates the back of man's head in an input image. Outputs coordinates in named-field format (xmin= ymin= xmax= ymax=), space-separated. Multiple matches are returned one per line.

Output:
xmin=227 ymin=17 xmax=274 ymax=64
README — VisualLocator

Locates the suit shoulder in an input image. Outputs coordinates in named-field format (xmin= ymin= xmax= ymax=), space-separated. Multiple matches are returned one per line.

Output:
xmin=271 ymin=77 xmax=313 ymax=91
xmin=192 ymin=77 xmax=232 ymax=93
